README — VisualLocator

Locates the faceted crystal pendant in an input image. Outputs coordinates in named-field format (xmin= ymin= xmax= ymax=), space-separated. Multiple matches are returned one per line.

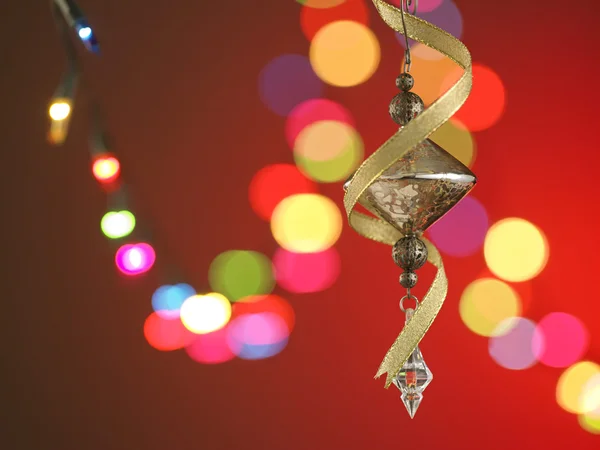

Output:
xmin=345 ymin=139 xmax=476 ymax=235
xmin=393 ymin=344 xmax=433 ymax=418
xmin=392 ymin=308 xmax=433 ymax=418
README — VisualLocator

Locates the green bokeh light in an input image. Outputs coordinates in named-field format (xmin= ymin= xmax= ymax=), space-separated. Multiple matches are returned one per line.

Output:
xmin=209 ymin=251 xmax=275 ymax=302
xmin=294 ymin=126 xmax=363 ymax=183
xmin=579 ymin=413 xmax=600 ymax=434
xmin=101 ymin=210 xmax=136 ymax=239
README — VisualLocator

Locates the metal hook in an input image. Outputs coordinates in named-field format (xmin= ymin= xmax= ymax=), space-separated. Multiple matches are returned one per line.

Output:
xmin=400 ymin=0 xmax=418 ymax=73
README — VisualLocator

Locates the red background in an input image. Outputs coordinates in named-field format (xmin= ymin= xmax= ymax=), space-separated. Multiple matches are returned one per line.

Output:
xmin=2 ymin=0 xmax=600 ymax=448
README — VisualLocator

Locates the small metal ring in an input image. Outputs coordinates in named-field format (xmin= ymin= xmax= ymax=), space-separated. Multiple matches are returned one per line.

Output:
xmin=399 ymin=294 xmax=420 ymax=312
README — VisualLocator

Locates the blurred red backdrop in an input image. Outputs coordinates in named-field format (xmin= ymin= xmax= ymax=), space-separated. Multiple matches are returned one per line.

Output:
xmin=1 ymin=0 xmax=600 ymax=448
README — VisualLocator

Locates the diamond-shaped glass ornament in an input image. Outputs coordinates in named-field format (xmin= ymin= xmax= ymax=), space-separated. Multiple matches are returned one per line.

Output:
xmin=344 ymin=138 xmax=476 ymax=235
xmin=392 ymin=308 xmax=433 ymax=419
xmin=393 ymin=344 xmax=433 ymax=418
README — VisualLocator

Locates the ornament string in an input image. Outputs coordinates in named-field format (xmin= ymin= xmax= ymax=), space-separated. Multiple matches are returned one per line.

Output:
xmin=343 ymin=0 xmax=473 ymax=388
xmin=400 ymin=0 xmax=417 ymax=73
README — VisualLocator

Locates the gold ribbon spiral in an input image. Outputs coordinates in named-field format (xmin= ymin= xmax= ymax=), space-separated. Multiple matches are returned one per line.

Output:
xmin=343 ymin=0 xmax=473 ymax=388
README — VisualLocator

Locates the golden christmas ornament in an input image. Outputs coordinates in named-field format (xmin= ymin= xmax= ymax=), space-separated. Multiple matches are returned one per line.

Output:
xmin=343 ymin=0 xmax=476 ymax=418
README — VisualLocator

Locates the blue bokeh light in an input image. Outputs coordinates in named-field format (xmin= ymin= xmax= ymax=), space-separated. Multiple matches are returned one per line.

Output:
xmin=152 ymin=283 xmax=196 ymax=319
xmin=78 ymin=26 xmax=92 ymax=40
xmin=236 ymin=339 xmax=289 ymax=360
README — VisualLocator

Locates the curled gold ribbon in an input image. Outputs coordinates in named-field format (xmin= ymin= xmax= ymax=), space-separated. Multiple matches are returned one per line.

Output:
xmin=343 ymin=0 xmax=472 ymax=388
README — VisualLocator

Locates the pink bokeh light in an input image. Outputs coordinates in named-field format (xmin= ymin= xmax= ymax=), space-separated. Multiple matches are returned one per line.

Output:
xmin=428 ymin=196 xmax=489 ymax=257
xmin=185 ymin=326 xmax=236 ymax=365
xmin=227 ymin=313 xmax=290 ymax=349
xmin=273 ymin=247 xmax=341 ymax=293
xmin=115 ymin=243 xmax=156 ymax=276
xmin=532 ymin=312 xmax=589 ymax=368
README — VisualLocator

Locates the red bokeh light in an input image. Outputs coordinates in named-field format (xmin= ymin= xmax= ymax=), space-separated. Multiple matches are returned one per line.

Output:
xmin=300 ymin=0 xmax=369 ymax=41
xmin=441 ymin=63 xmax=506 ymax=132
xmin=92 ymin=154 xmax=121 ymax=184
xmin=249 ymin=164 xmax=317 ymax=221
xmin=143 ymin=312 xmax=194 ymax=351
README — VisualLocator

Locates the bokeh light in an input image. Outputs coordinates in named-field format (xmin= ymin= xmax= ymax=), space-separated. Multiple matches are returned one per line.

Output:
xmin=236 ymin=340 xmax=289 ymax=360
xmin=185 ymin=327 xmax=236 ymax=364
xmin=580 ymin=374 xmax=600 ymax=416
xmin=579 ymin=412 xmax=600 ymax=435
xmin=478 ymin=268 xmax=534 ymax=315
xmin=144 ymin=312 xmax=193 ymax=352
xmin=297 ymin=0 xmax=346 ymax=9
xmin=459 ymin=278 xmax=521 ymax=337
xmin=227 ymin=313 xmax=290 ymax=360
xmin=428 ymin=196 xmax=488 ymax=257
xmin=273 ymin=247 xmax=341 ymax=293
xmin=208 ymin=251 xmax=275 ymax=302
xmin=488 ymin=318 xmax=538 ymax=370
xmin=429 ymin=119 xmax=476 ymax=167
xmin=396 ymin=0 xmax=463 ymax=60
xmin=300 ymin=0 xmax=369 ymax=41
xmin=271 ymin=193 xmax=343 ymax=253
xmin=441 ymin=63 xmax=506 ymax=131
xmin=92 ymin=154 xmax=121 ymax=184
xmin=180 ymin=293 xmax=232 ymax=335
xmin=285 ymin=98 xmax=354 ymax=149
xmin=259 ymin=54 xmax=323 ymax=117
xmin=100 ymin=210 xmax=136 ymax=239
xmin=228 ymin=313 xmax=290 ymax=346
xmin=48 ymin=100 xmax=71 ymax=121
xmin=115 ymin=243 xmax=156 ymax=276
xmin=294 ymin=120 xmax=359 ymax=161
xmin=232 ymin=295 xmax=296 ymax=333
xmin=390 ymin=0 xmax=444 ymax=14
xmin=310 ymin=21 xmax=380 ymax=87
xmin=400 ymin=54 xmax=457 ymax=105
xmin=532 ymin=312 xmax=589 ymax=368
xmin=152 ymin=283 xmax=196 ymax=319
xmin=484 ymin=218 xmax=549 ymax=282
xmin=249 ymin=164 xmax=317 ymax=221
xmin=557 ymin=361 xmax=600 ymax=414
xmin=294 ymin=121 xmax=363 ymax=182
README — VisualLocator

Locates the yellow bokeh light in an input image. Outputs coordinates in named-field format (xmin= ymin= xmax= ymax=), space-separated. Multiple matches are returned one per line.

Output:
xmin=294 ymin=121 xmax=363 ymax=183
xmin=429 ymin=119 xmax=476 ymax=167
xmin=295 ymin=120 xmax=356 ymax=161
xmin=580 ymin=374 xmax=600 ymax=414
xmin=401 ymin=54 xmax=457 ymax=105
xmin=180 ymin=293 xmax=232 ymax=334
xmin=557 ymin=362 xmax=600 ymax=414
xmin=310 ymin=20 xmax=380 ymax=87
xmin=48 ymin=100 xmax=71 ymax=121
xmin=271 ymin=193 xmax=343 ymax=253
xmin=484 ymin=218 xmax=549 ymax=282
xmin=459 ymin=278 xmax=521 ymax=337
xmin=579 ymin=412 xmax=600 ymax=434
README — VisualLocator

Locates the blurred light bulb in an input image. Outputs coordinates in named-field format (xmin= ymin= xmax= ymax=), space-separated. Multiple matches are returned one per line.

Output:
xmin=101 ymin=210 xmax=136 ymax=239
xmin=115 ymin=243 xmax=156 ymax=276
xmin=49 ymin=100 xmax=71 ymax=121
xmin=92 ymin=155 xmax=120 ymax=183
xmin=78 ymin=26 xmax=92 ymax=40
